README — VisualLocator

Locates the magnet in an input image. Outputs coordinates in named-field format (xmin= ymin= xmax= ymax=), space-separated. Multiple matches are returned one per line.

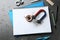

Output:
xmin=25 ymin=9 xmax=47 ymax=24
xmin=34 ymin=9 xmax=47 ymax=23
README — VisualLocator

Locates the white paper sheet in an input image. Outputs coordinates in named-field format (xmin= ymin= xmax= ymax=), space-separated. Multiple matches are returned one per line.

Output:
xmin=13 ymin=6 xmax=52 ymax=35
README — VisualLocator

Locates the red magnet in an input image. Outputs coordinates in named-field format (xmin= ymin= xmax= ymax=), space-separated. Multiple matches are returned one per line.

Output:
xmin=25 ymin=9 xmax=46 ymax=23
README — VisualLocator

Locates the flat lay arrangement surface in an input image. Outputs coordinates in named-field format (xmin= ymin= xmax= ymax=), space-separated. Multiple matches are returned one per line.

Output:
xmin=0 ymin=0 xmax=60 ymax=40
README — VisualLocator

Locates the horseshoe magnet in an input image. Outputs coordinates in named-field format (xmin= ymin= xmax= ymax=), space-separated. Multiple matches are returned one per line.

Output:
xmin=25 ymin=9 xmax=47 ymax=23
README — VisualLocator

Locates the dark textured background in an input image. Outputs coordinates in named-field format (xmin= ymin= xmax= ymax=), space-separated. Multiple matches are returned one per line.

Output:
xmin=0 ymin=0 xmax=60 ymax=40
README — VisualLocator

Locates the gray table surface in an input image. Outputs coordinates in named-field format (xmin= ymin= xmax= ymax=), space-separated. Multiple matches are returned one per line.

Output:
xmin=0 ymin=0 xmax=60 ymax=40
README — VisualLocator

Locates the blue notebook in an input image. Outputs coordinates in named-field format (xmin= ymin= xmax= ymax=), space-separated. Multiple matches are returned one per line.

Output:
xmin=9 ymin=1 xmax=44 ymax=24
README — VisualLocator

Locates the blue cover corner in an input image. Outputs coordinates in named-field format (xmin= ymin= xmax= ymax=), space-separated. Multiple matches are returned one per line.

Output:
xmin=9 ymin=10 xmax=13 ymax=24
xmin=23 ymin=1 xmax=44 ymax=8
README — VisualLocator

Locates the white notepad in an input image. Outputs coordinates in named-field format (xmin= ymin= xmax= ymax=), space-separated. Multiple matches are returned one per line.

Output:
xmin=13 ymin=6 xmax=52 ymax=35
